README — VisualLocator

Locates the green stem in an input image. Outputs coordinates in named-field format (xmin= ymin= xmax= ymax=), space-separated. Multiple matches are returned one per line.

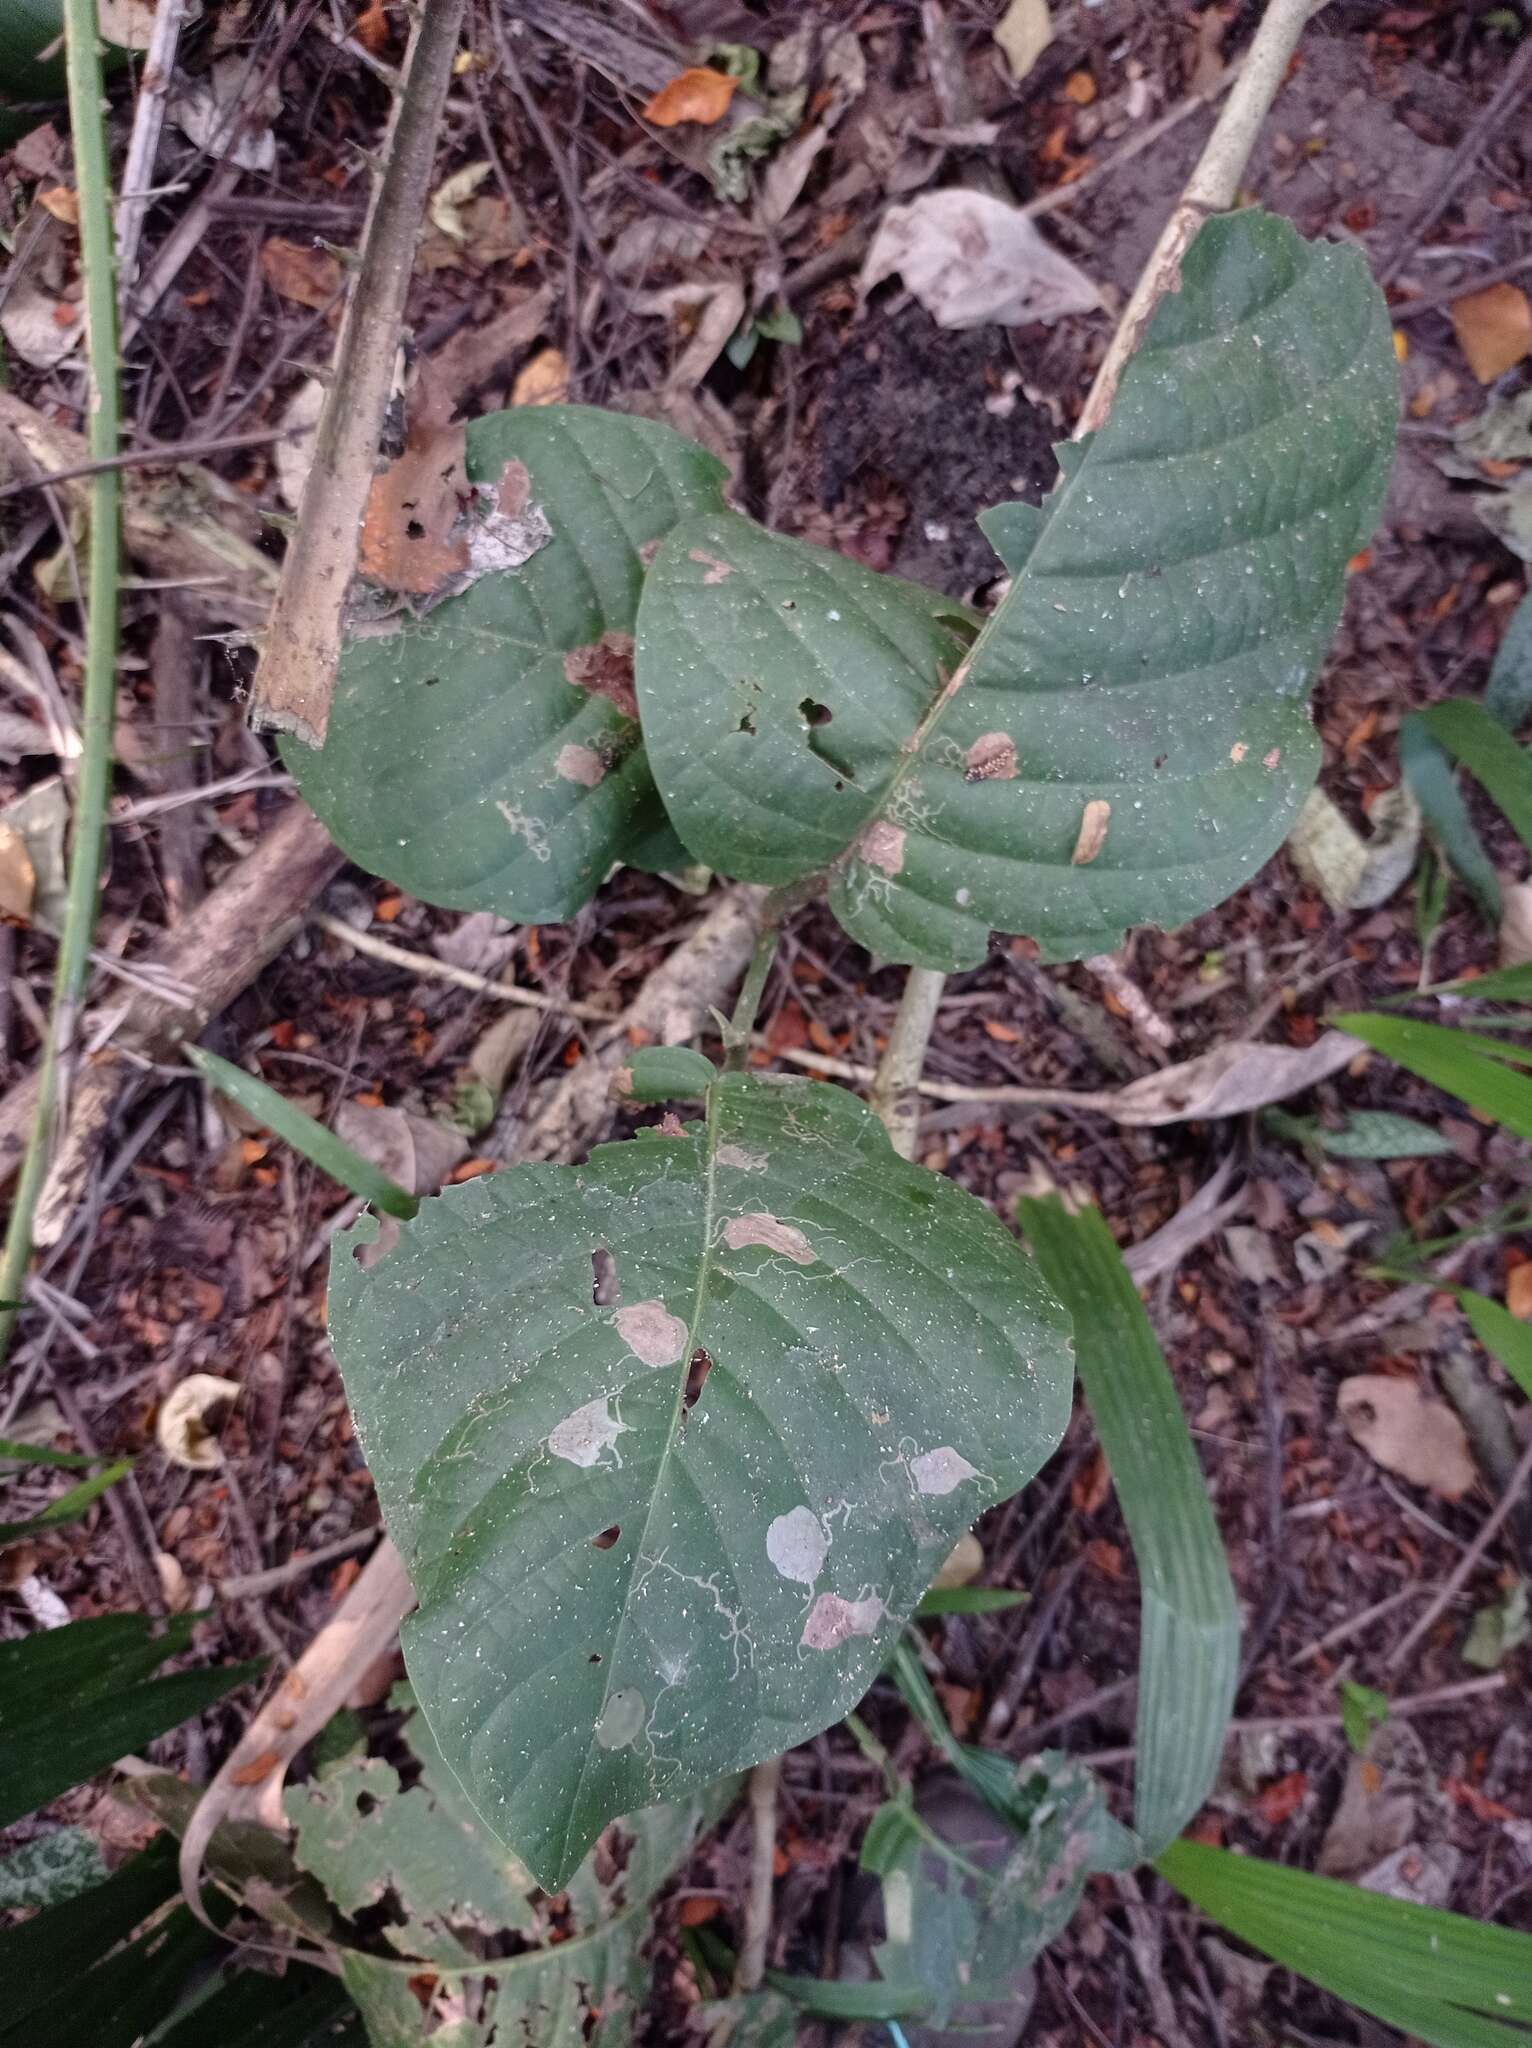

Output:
xmin=0 ymin=0 xmax=121 ymax=1366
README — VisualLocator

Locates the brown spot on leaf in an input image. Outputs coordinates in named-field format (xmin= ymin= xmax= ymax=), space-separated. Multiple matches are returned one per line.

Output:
xmin=1070 ymin=798 xmax=1111 ymax=866
xmin=1263 ymin=747 xmax=1282 ymax=770
xmin=801 ymin=1592 xmax=883 ymax=1651
xmin=564 ymin=631 xmax=638 ymax=721
xmin=858 ymin=820 xmax=906 ymax=876
xmin=688 ymin=548 xmax=733 ymax=584
xmin=1230 ymin=741 xmax=1248 ymax=764
xmin=965 ymin=731 xmax=1018 ymax=782
xmin=638 ymin=537 xmax=663 ymax=568
xmin=555 ymin=742 xmax=606 ymax=787
xmin=722 ymin=1213 xmax=816 ymax=1264
xmin=614 ymin=1299 xmax=689 ymax=1367
xmin=358 ymin=379 xmax=468 ymax=596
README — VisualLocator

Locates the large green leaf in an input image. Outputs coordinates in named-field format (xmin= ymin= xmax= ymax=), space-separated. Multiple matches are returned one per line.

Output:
xmin=287 ymin=407 xmax=726 ymax=923
xmin=1158 ymin=1839 xmax=1532 ymax=2048
xmin=0 ymin=1613 xmax=263 ymax=1827
xmin=1018 ymin=1196 xmax=1239 ymax=1853
xmin=636 ymin=210 xmax=1397 ymax=969
xmin=329 ymin=1069 xmax=1073 ymax=1890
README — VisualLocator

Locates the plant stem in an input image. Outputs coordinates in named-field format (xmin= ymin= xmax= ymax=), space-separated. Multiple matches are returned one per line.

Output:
xmin=723 ymin=919 xmax=782 ymax=1070
xmin=732 ymin=1754 xmax=782 ymax=1994
xmin=869 ymin=966 xmax=947 ymax=1157
xmin=248 ymin=0 xmax=468 ymax=744
xmin=0 ymin=0 xmax=122 ymax=1368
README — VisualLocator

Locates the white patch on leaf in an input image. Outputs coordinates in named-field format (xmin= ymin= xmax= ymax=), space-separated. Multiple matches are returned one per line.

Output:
xmin=594 ymin=1687 xmax=645 ymax=1749
xmin=766 ymin=1506 xmax=829 ymax=1586
xmin=801 ymin=1591 xmax=883 ymax=1651
xmin=548 ymin=1397 xmax=627 ymax=1468
xmin=716 ymin=1143 xmax=767 ymax=1171
xmin=722 ymin=1213 xmax=815 ymax=1264
xmin=909 ymin=1446 xmax=980 ymax=1496
xmin=614 ymin=1300 xmax=689 ymax=1367
xmin=554 ymin=743 xmax=606 ymax=787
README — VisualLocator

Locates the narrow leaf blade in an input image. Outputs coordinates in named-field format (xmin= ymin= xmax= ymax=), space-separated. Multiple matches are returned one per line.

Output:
xmin=1400 ymin=713 xmax=1501 ymax=922
xmin=1420 ymin=698 xmax=1532 ymax=853
xmin=1335 ymin=1011 xmax=1532 ymax=1140
xmin=1019 ymin=1197 xmax=1238 ymax=1852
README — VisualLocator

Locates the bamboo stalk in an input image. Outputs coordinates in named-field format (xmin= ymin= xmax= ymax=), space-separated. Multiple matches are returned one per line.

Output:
xmin=0 ymin=0 xmax=123 ymax=1367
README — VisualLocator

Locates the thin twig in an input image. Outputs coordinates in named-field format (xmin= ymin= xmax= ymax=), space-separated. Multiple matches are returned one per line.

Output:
xmin=115 ymin=0 xmax=188 ymax=291
xmin=311 ymin=911 xmax=612 ymax=1021
xmin=733 ymin=1754 xmax=782 ymax=1994
xmin=1076 ymin=0 xmax=1330 ymax=437
xmin=0 ymin=428 xmax=295 ymax=501
xmin=249 ymin=0 xmax=469 ymax=743
xmin=1386 ymin=1431 xmax=1532 ymax=1673
xmin=0 ymin=0 xmax=122 ymax=1369
xmin=215 ymin=1525 xmax=379 ymax=1601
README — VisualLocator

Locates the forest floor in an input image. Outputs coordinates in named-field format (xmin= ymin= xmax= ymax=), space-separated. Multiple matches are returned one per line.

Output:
xmin=1 ymin=2 xmax=1531 ymax=2043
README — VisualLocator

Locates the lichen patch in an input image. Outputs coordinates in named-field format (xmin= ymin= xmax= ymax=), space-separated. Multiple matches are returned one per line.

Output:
xmin=965 ymin=731 xmax=1018 ymax=782
xmin=858 ymin=820 xmax=906 ymax=877
xmin=554 ymin=742 xmax=607 ymax=788
xmin=564 ymin=631 xmax=638 ymax=721
xmin=722 ymin=1213 xmax=815 ymax=1264
xmin=801 ymin=1591 xmax=883 ymax=1652
xmin=614 ymin=1299 xmax=689 ymax=1368
xmin=910 ymin=1446 xmax=980 ymax=1496
xmin=549 ymin=1398 xmax=626 ymax=1468
xmin=766 ymin=1506 xmax=829 ymax=1587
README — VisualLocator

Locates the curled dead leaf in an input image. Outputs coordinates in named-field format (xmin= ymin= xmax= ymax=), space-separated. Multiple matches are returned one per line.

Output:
xmin=1106 ymin=1028 xmax=1361 ymax=1127
xmin=863 ymin=189 xmax=1098 ymax=331
xmin=1451 ymin=283 xmax=1532 ymax=384
xmin=259 ymin=237 xmax=342 ymax=311
xmin=511 ymin=346 xmax=569 ymax=407
xmin=1337 ymin=1375 xmax=1475 ymax=1502
xmin=642 ymin=66 xmax=739 ymax=129
xmin=158 ymin=1373 xmax=242 ymax=1471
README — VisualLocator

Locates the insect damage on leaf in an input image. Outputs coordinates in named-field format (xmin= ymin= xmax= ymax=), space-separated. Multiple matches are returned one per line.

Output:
xmin=564 ymin=631 xmax=639 ymax=720
xmin=1070 ymin=798 xmax=1111 ymax=866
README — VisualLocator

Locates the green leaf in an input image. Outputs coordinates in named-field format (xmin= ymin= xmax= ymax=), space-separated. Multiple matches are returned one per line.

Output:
xmin=1401 ymin=713 xmax=1501 ymax=923
xmin=1018 ymin=1196 xmax=1239 ymax=1853
xmin=0 ymin=1826 xmax=106 ymax=1910
xmin=1486 ymin=589 xmax=1532 ymax=732
xmin=1419 ymin=698 xmax=1532 ymax=853
xmin=186 ymin=1044 xmax=417 ymax=1219
xmin=1157 ymin=1838 xmax=1532 ymax=2048
xmin=0 ymin=1614 xmax=264 ymax=1827
xmin=619 ymin=1044 xmax=717 ymax=1102
xmin=915 ymin=1584 xmax=1030 ymax=1617
xmin=153 ymin=1970 xmax=358 ymax=2048
xmin=287 ymin=407 xmax=727 ymax=925
xmin=861 ymin=1755 xmax=1129 ymax=2024
xmin=1338 ymin=1679 xmax=1389 ymax=1755
xmin=0 ymin=1836 xmax=180 ymax=2025
xmin=0 ymin=1456 xmax=131 ymax=1545
xmin=1262 ymin=1106 xmax=1458 ymax=1160
xmin=637 ymin=210 xmax=1396 ymax=970
xmin=0 ymin=1434 xmax=99 ymax=1468
xmin=329 ymin=1069 xmax=1073 ymax=1890
xmin=338 ymin=1783 xmax=730 ymax=2047
xmin=1453 ymin=1287 xmax=1532 ymax=1402
xmin=286 ymin=1710 xmax=538 ymax=1965
xmin=1462 ymin=1579 xmax=1530 ymax=1672
xmin=1334 ymin=1011 xmax=1532 ymax=1141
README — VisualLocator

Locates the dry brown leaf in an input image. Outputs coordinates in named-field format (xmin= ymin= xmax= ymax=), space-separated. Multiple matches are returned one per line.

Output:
xmin=511 ymin=346 xmax=569 ymax=407
xmin=358 ymin=381 xmax=468 ymax=595
xmin=332 ymin=1102 xmax=469 ymax=1195
xmin=1507 ymin=1263 xmax=1532 ymax=1323
xmin=863 ymin=189 xmax=1099 ymax=330
xmin=994 ymin=0 xmax=1052 ymax=81
xmin=157 ymin=1373 xmax=241 ymax=1471
xmin=1106 ymin=1029 xmax=1361 ymax=1127
xmin=1337 ymin=1375 xmax=1475 ymax=1501
xmin=1499 ymin=878 xmax=1532 ymax=969
xmin=354 ymin=0 xmax=389 ymax=52
xmin=37 ymin=185 xmax=79 ymax=225
xmin=259 ymin=236 xmax=342 ymax=311
xmin=1451 ymin=283 xmax=1532 ymax=384
xmin=0 ymin=822 xmax=36 ymax=922
xmin=642 ymin=66 xmax=739 ymax=128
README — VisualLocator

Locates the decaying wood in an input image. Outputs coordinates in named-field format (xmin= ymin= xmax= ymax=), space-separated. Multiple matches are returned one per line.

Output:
xmin=0 ymin=803 xmax=343 ymax=1194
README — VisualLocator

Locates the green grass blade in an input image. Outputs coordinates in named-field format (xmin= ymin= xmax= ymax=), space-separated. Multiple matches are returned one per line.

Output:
xmin=1420 ymin=699 xmax=1532 ymax=853
xmin=1018 ymin=1197 xmax=1238 ymax=1854
xmin=1401 ymin=714 xmax=1501 ymax=922
xmin=1451 ymin=1288 xmax=1532 ymax=1403
xmin=915 ymin=1585 xmax=1030 ymax=1617
xmin=0 ymin=1436 xmax=99 ymax=1469
xmin=0 ymin=1457 xmax=131 ymax=1545
xmin=1158 ymin=1839 xmax=1532 ymax=2047
xmin=186 ymin=1045 xmax=418 ymax=1219
xmin=1334 ymin=1012 xmax=1532 ymax=1141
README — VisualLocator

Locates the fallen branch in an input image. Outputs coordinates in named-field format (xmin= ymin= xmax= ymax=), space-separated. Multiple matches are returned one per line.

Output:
xmin=249 ymin=0 xmax=468 ymax=743
xmin=0 ymin=803 xmax=343 ymax=1196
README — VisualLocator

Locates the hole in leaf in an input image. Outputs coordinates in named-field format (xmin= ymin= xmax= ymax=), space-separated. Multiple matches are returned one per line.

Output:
xmin=422 ymin=675 xmax=439 ymax=687
xmin=683 ymin=1348 xmax=714 ymax=1412
xmin=589 ymin=1652 xmax=602 ymax=1663
xmin=737 ymin=712 xmax=756 ymax=736
xmin=592 ymin=1247 xmax=620 ymax=1306
xmin=405 ymin=518 xmax=425 ymax=540
xmin=355 ymin=1791 xmax=379 ymax=1817
xmin=799 ymin=697 xmax=832 ymax=726
xmin=591 ymin=1525 xmax=621 ymax=1550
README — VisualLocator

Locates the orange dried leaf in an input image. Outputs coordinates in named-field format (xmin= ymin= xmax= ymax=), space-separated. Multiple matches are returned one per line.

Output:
xmin=678 ymin=1895 xmax=722 ymax=1927
xmin=1450 ymin=282 xmax=1532 ymax=383
xmin=354 ymin=0 xmax=389 ymax=52
xmin=230 ymin=1748 xmax=284 ymax=1786
xmin=642 ymin=66 xmax=738 ymax=128
xmin=1062 ymin=69 xmax=1097 ymax=104
xmin=1253 ymin=1770 xmax=1307 ymax=1825
xmin=1507 ymin=1261 xmax=1532 ymax=1322
xmin=511 ymin=346 xmax=569 ymax=408
xmin=260 ymin=236 xmax=343 ymax=311
xmin=358 ymin=381 xmax=468 ymax=597
xmin=982 ymin=1017 xmax=1022 ymax=1044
